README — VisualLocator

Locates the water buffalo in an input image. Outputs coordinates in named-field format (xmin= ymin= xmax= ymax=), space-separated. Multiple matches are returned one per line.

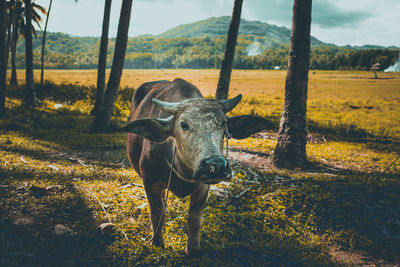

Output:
xmin=125 ymin=78 xmax=273 ymax=255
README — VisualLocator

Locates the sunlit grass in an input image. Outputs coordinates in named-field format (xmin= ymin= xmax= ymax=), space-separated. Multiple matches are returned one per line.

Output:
xmin=1 ymin=69 xmax=400 ymax=265
xmin=9 ymin=69 xmax=400 ymax=140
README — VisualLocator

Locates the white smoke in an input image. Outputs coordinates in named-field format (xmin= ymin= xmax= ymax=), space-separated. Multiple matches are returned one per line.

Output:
xmin=385 ymin=51 xmax=400 ymax=72
xmin=246 ymin=41 xmax=262 ymax=56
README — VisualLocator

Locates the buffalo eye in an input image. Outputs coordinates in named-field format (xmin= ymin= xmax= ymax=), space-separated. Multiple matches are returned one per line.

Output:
xmin=180 ymin=121 xmax=190 ymax=131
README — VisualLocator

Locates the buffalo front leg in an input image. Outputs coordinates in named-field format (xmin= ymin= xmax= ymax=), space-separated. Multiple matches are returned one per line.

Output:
xmin=144 ymin=182 xmax=166 ymax=248
xmin=185 ymin=184 xmax=210 ymax=256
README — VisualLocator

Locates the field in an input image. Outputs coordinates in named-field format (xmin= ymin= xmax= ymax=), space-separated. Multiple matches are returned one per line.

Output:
xmin=1 ymin=69 xmax=400 ymax=266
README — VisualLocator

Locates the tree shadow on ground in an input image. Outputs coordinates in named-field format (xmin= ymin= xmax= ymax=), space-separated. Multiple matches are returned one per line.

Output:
xmin=0 ymin=139 xmax=128 ymax=171
xmin=2 ymin=140 xmax=399 ymax=265
xmin=278 ymin=161 xmax=400 ymax=265
xmin=2 ymin=101 xmax=127 ymax=151
xmin=307 ymin=118 xmax=400 ymax=154
xmin=2 ymin=89 xmax=399 ymax=265
xmin=250 ymin=115 xmax=399 ymax=156
xmin=0 ymin=173 xmax=113 ymax=266
xmin=0 ymin=147 xmax=335 ymax=266
xmin=303 ymin=179 xmax=400 ymax=264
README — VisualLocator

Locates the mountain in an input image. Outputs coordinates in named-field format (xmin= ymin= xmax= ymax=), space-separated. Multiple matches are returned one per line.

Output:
xmin=157 ymin=16 xmax=326 ymax=46
xmin=12 ymin=17 xmax=398 ymax=70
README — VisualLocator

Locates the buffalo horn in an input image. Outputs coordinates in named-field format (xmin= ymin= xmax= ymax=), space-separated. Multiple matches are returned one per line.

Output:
xmin=219 ymin=94 xmax=243 ymax=113
xmin=152 ymin=98 xmax=181 ymax=114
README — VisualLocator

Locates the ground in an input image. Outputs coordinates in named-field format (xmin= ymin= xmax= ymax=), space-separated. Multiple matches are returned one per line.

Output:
xmin=1 ymin=69 xmax=399 ymax=266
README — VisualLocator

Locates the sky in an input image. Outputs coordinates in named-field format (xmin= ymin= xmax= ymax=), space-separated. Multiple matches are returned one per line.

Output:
xmin=35 ymin=0 xmax=400 ymax=47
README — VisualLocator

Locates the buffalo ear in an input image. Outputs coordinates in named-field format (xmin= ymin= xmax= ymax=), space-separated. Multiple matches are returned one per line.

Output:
xmin=227 ymin=115 xmax=275 ymax=139
xmin=124 ymin=116 xmax=173 ymax=143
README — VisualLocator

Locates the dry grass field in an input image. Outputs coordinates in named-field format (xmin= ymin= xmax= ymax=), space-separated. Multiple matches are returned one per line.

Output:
xmin=1 ymin=69 xmax=400 ymax=266
xmin=11 ymin=68 xmax=400 ymax=139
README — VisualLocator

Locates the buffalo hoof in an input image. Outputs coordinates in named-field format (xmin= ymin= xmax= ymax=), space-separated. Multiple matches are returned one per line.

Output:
xmin=151 ymin=237 xmax=165 ymax=249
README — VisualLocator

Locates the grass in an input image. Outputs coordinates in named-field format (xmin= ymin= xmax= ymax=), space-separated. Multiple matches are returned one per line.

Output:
xmin=1 ymin=69 xmax=400 ymax=266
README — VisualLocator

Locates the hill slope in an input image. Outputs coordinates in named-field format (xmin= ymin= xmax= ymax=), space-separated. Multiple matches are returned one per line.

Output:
xmin=12 ymin=17 xmax=398 ymax=70
xmin=157 ymin=16 xmax=325 ymax=46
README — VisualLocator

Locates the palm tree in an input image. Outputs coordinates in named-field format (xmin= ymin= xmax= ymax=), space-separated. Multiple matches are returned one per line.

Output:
xmin=91 ymin=0 xmax=112 ymax=115
xmin=0 ymin=0 xmax=7 ymax=115
xmin=9 ymin=0 xmax=23 ymax=86
xmin=215 ymin=0 xmax=243 ymax=100
xmin=40 ymin=0 xmax=52 ymax=85
xmin=90 ymin=0 xmax=133 ymax=132
xmin=9 ymin=0 xmax=45 ymax=87
xmin=19 ymin=1 xmax=45 ymax=38
xmin=23 ymin=0 xmax=34 ymax=106
xmin=8 ymin=0 xmax=18 ymax=87
xmin=2 ymin=0 xmax=13 ymax=91
xmin=273 ymin=0 xmax=312 ymax=169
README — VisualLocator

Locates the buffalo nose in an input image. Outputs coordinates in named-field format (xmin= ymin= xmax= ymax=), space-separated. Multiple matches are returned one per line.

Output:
xmin=201 ymin=155 xmax=229 ymax=179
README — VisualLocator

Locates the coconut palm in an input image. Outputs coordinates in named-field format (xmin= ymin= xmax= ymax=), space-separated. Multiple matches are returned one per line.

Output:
xmin=2 ymin=0 xmax=13 ymax=90
xmin=90 ymin=0 xmax=133 ymax=132
xmin=8 ymin=0 xmax=19 ymax=86
xmin=0 ymin=0 xmax=6 ymax=115
xmin=91 ymin=0 xmax=112 ymax=115
xmin=40 ymin=0 xmax=52 ymax=85
xmin=273 ymin=0 xmax=312 ymax=169
xmin=215 ymin=0 xmax=243 ymax=100
xmin=9 ymin=0 xmax=45 ymax=87
xmin=23 ymin=0 xmax=35 ymax=106
xmin=19 ymin=1 xmax=46 ymax=38
xmin=9 ymin=0 xmax=23 ymax=86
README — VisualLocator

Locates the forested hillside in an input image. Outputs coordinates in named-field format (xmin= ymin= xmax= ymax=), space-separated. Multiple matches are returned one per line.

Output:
xmin=157 ymin=16 xmax=325 ymax=45
xmin=12 ymin=16 xmax=399 ymax=70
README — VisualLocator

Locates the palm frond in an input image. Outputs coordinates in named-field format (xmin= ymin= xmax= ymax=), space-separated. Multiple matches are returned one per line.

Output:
xmin=32 ymin=13 xmax=42 ymax=29
xmin=32 ymin=9 xmax=43 ymax=23
xmin=31 ymin=25 xmax=37 ymax=38
xmin=32 ymin=2 xmax=47 ymax=15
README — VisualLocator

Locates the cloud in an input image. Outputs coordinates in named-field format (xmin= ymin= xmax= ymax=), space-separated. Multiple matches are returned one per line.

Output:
xmin=312 ymin=1 xmax=370 ymax=28
xmin=36 ymin=0 xmax=399 ymax=47
xmin=244 ymin=0 xmax=370 ymax=28
xmin=136 ymin=0 xmax=174 ymax=2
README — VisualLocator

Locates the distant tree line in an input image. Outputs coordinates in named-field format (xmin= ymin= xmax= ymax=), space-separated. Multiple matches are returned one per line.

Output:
xmin=11 ymin=32 xmax=399 ymax=71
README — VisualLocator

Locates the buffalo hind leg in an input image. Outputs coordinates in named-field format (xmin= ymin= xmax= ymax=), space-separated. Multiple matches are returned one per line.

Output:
xmin=185 ymin=184 xmax=210 ymax=256
xmin=144 ymin=182 xmax=166 ymax=248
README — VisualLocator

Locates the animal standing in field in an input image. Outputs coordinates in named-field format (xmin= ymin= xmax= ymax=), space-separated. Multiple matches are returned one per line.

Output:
xmin=125 ymin=78 xmax=273 ymax=255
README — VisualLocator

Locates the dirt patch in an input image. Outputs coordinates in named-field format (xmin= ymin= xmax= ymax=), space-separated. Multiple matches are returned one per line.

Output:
xmin=252 ymin=131 xmax=327 ymax=144
xmin=328 ymin=244 xmax=391 ymax=266
xmin=228 ymin=149 xmax=274 ymax=172
xmin=12 ymin=216 xmax=35 ymax=226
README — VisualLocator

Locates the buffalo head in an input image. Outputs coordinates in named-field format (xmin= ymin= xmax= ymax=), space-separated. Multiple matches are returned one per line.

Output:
xmin=124 ymin=94 xmax=274 ymax=184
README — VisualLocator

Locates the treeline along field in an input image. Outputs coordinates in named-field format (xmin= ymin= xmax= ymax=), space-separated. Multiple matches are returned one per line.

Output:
xmin=11 ymin=32 xmax=399 ymax=70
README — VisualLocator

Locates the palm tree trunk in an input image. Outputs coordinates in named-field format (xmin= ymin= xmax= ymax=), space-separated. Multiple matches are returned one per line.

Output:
xmin=91 ymin=0 xmax=112 ymax=115
xmin=0 ymin=0 xmax=7 ymax=115
xmin=40 ymin=0 xmax=52 ymax=85
xmin=24 ymin=0 xmax=35 ymax=106
xmin=10 ymin=19 xmax=19 ymax=86
xmin=273 ymin=0 xmax=312 ymax=169
xmin=2 ymin=0 xmax=13 ymax=83
xmin=215 ymin=0 xmax=243 ymax=100
xmin=7 ymin=0 xmax=16 ymax=87
xmin=90 ymin=0 xmax=133 ymax=132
